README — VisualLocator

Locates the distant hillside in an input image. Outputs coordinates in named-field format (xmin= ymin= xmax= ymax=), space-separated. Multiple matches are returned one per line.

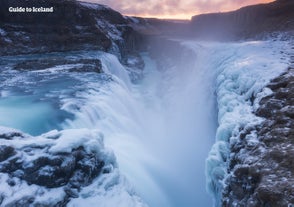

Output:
xmin=190 ymin=0 xmax=294 ymax=40
xmin=127 ymin=0 xmax=294 ymax=41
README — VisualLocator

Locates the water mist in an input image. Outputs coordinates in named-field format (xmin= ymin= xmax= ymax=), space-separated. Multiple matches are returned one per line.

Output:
xmin=63 ymin=43 xmax=217 ymax=207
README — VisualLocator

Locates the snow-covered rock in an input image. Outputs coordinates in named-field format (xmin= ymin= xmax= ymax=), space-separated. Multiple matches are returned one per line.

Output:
xmin=223 ymin=67 xmax=294 ymax=207
xmin=0 ymin=0 xmax=143 ymax=68
xmin=205 ymin=39 xmax=292 ymax=206
xmin=0 ymin=127 xmax=147 ymax=207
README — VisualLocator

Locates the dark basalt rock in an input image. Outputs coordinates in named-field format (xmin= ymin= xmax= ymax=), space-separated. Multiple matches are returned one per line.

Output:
xmin=0 ymin=146 xmax=15 ymax=162
xmin=0 ymin=132 xmax=109 ymax=206
xmin=0 ymin=146 xmax=104 ymax=189
xmin=190 ymin=0 xmax=294 ymax=40
xmin=0 ymin=131 xmax=24 ymax=140
xmin=0 ymin=0 xmax=109 ymax=49
xmin=4 ymin=196 xmax=35 ymax=207
xmin=14 ymin=57 xmax=102 ymax=73
xmin=223 ymin=67 xmax=294 ymax=207
xmin=68 ymin=61 xmax=102 ymax=73
xmin=0 ymin=0 xmax=144 ymax=65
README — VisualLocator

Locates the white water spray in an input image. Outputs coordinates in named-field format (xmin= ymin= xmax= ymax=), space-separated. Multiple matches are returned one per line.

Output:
xmin=63 ymin=43 xmax=217 ymax=207
xmin=0 ymin=39 xmax=290 ymax=207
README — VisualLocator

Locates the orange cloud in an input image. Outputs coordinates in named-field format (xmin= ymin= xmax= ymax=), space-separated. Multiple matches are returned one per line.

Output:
xmin=86 ymin=0 xmax=274 ymax=19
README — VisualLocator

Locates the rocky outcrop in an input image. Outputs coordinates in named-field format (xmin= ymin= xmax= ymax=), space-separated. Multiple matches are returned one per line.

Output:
xmin=190 ymin=0 xmax=294 ymax=40
xmin=0 ymin=0 xmax=144 ymax=67
xmin=13 ymin=56 xmax=102 ymax=73
xmin=127 ymin=0 xmax=294 ymax=41
xmin=223 ymin=67 xmax=294 ymax=207
xmin=0 ymin=128 xmax=116 ymax=206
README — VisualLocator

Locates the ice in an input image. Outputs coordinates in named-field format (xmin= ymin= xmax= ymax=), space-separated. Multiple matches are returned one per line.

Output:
xmin=204 ymin=39 xmax=291 ymax=206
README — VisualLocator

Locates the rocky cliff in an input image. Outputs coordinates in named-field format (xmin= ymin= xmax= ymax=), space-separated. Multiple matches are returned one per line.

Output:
xmin=190 ymin=0 xmax=294 ymax=40
xmin=223 ymin=65 xmax=294 ymax=207
xmin=0 ymin=0 xmax=144 ymax=66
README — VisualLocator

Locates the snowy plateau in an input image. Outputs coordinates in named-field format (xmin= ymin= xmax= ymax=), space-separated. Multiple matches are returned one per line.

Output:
xmin=0 ymin=0 xmax=293 ymax=207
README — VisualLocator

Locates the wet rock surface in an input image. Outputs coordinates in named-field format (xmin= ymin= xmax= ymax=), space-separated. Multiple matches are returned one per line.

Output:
xmin=223 ymin=67 xmax=294 ymax=207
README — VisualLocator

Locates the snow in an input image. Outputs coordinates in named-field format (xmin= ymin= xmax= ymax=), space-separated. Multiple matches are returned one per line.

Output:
xmin=0 ymin=173 xmax=66 ymax=206
xmin=59 ymin=39 xmax=289 ymax=207
xmin=126 ymin=16 xmax=140 ymax=24
xmin=79 ymin=2 xmax=107 ymax=10
xmin=30 ymin=64 xmax=84 ymax=73
xmin=203 ymin=39 xmax=291 ymax=206
xmin=86 ymin=3 xmax=123 ymax=42
xmin=68 ymin=169 xmax=148 ymax=207
xmin=47 ymin=128 xmax=104 ymax=154
xmin=4 ymin=37 xmax=12 ymax=43
xmin=96 ymin=18 xmax=123 ymax=41
xmin=0 ymin=126 xmax=147 ymax=207
xmin=0 ymin=126 xmax=25 ymax=136
xmin=0 ymin=128 xmax=111 ymax=164
xmin=0 ymin=28 xmax=7 ymax=36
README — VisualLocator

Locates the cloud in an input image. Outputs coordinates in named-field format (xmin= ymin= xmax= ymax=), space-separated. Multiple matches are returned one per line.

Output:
xmin=86 ymin=0 xmax=273 ymax=19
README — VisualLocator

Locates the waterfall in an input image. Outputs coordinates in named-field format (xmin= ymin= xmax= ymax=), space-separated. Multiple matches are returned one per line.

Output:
xmin=62 ymin=43 xmax=217 ymax=207
xmin=0 ymin=34 xmax=291 ymax=207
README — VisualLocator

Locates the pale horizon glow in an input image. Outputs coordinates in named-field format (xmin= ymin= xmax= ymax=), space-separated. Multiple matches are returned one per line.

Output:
xmin=84 ymin=0 xmax=275 ymax=20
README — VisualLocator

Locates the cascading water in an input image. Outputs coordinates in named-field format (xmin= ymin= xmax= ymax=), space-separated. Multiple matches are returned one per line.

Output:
xmin=62 ymin=42 xmax=217 ymax=207
xmin=0 ymin=36 xmax=291 ymax=207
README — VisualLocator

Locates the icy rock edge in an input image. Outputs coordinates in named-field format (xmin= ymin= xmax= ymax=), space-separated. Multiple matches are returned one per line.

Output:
xmin=206 ymin=37 xmax=293 ymax=207
xmin=0 ymin=127 xmax=147 ymax=207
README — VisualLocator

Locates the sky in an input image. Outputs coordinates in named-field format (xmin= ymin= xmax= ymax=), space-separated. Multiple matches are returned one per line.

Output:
xmin=86 ymin=0 xmax=274 ymax=19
